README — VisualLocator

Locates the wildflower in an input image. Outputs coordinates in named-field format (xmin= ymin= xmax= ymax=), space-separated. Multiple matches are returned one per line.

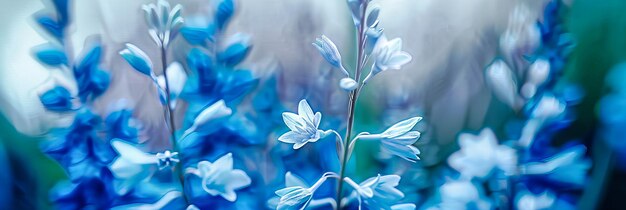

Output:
xmin=372 ymin=38 xmax=411 ymax=74
xmin=109 ymin=139 xmax=178 ymax=193
xmin=278 ymin=99 xmax=323 ymax=149
xmin=119 ymin=43 xmax=154 ymax=78
xmin=275 ymin=172 xmax=338 ymax=210
xmin=339 ymin=77 xmax=358 ymax=91
xmin=142 ymin=0 xmax=184 ymax=47
xmin=520 ymin=145 xmax=590 ymax=187
xmin=448 ymin=128 xmax=517 ymax=178
xmin=515 ymin=190 xmax=555 ymax=210
xmin=343 ymin=174 xmax=411 ymax=209
xmin=485 ymin=59 xmax=522 ymax=109
xmin=313 ymin=35 xmax=349 ymax=76
xmin=182 ymin=100 xmax=232 ymax=139
xmin=185 ymin=153 xmax=251 ymax=202
xmin=156 ymin=62 xmax=188 ymax=109
xmin=354 ymin=117 xmax=422 ymax=162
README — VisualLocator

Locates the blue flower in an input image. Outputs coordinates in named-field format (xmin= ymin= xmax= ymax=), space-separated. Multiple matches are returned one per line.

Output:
xmin=182 ymin=100 xmax=232 ymax=139
xmin=119 ymin=43 xmax=154 ymax=77
xmin=313 ymin=35 xmax=349 ymax=76
xmin=40 ymin=86 xmax=75 ymax=112
xmin=218 ymin=34 xmax=252 ymax=67
xmin=215 ymin=0 xmax=234 ymax=30
xmin=520 ymin=145 xmax=590 ymax=188
xmin=343 ymin=174 xmax=412 ymax=210
xmin=111 ymin=191 xmax=186 ymax=210
xmin=372 ymin=37 xmax=411 ymax=73
xmin=50 ymin=169 xmax=116 ymax=210
xmin=33 ymin=43 xmax=68 ymax=67
xmin=72 ymin=38 xmax=110 ymax=102
xmin=185 ymin=153 xmax=251 ymax=202
xmin=447 ymin=128 xmax=517 ymax=179
xmin=278 ymin=99 xmax=323 ymax=149
xmin=105 ymin=109 xmax=139 ymax=141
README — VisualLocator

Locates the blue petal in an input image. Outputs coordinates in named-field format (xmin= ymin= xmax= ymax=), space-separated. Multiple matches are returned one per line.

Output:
xmin=34 ymin=44 xmax=68 ymax=66
xmin=220 ymin=70 xmax=258 ymax=101
xmin=215 ymin=0 xmax=234 ymax=30
xmin=34 ymin=13 xmax=63 ymax=40
xmin=217 ymin=42 xmax=251 ymax=67
xmin=181 ymin=27 xmax=211 ymax=45
xmin=40 ymin=86 xmax=73 ymax=112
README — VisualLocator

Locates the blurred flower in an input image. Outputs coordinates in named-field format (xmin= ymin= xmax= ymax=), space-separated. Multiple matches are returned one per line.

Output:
xmin=500 ymin=5 xmax=540 ymax=68
xmin=372 ymin=38 xmax=412 ymax=74
xmin=182 ymin=100 xmax=232 ymax=139
xmin=142 ymin=0 xmax=184 ymax=47
xmin=111 ymin=191 xmax=185 ymax=210
xmin=157 ymin=62 xmax=188 ymax=109
xmin=50 ymin=171 xmax=116 ymax=209
xmin=521 ymin=59 xmax=551 ymax=99
xmin=218 ymin=34 xmax=252 ymax=67
xmin=339 ymin=77 xmax=358 ymax=91
xmin=33 ymin=43 xmax=68 ymax=67
xmin=343 ymin=174 xmax=412 ymax=209
xmin=185 ymin=153 xmax=251 ymax=202
xmin=356 ymin=117 xmax=422 ymax=162
xmin=485 ymin=59 xmax=522 ymax=109
xmin=313 ymin=35 xmax=349 ymax=76
xmin=530 ymin=94 xmax=566 ymax=119
xmin=120 ymin=43 xmax=154 ymax=78
xmin=215 ymin=0 xmax=234 ymax=30
xmin=520 ymin=145 xmax=590 ymax=187
xmin=278 ymin=99 xmax=323 ymax=149
xmin=448 ymin=128 xmax=517 ymax=179
xmin=39 ymin=86 xmax=76 ymax=112
xmin=109 ymin=139 xmax=178 ymax=193
xmin=105 ymin=109 xmax=139 ymax=142
xmin=438 ymin=179 xmax=492 ymax=210
xmin=515 ymin=190 xmax=555 ymax=210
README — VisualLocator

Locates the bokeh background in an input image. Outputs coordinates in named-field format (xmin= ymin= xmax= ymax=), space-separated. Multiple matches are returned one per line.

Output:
xmin=1 ymin=0 xmax=625 ymax=209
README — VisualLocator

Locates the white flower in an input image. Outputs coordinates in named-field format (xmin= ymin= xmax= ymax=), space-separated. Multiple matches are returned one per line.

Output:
xmin=515 ymin=190 xmax=555 ymax=210
xmin=182 ymin=100 xmax=232 ymax=139
xmin=339 ymin=77 xmax=358 ymax=91
xmin=355 ymin=117 xmax=422 ymax=162
xmin=439 ymin=180 xmax=492 ymax=210
xmin=485 ymin=59 xmax=522 ymax=109
xmin=142 ymin=0 xmax=184 ymax=47
xmin=372 ymin=37 xmax=412 ymax=73
xmin=156 ymin=62 xmax=187 ymax=109
xmin=500 ymin=5 xmax=540 ymax=67
xmin=343 ymin=174 xmax=412 ymax=210
xmin=278 ymin=99 xmax=322 ymax=149
xmin=109 ymin=139 xmax=179 ymax=194
xmin=313 ymin=35 xmax=349 ymax=76
xmin=275 ymin=172 xmax=338 ymax=210
xmin=521 ymin=59 xmax=551 ymax=99
xmin=186 ymin=153 xmax=251 ymax=202
xmin=448 ymin=128 xmax=517 ymax=179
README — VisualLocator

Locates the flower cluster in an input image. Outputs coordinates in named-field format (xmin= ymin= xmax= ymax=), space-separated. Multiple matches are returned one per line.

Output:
xmin=423 ymin=1 xmax=590 ymax=209
xmin=274 ymin=0 xmax=419 ymax=209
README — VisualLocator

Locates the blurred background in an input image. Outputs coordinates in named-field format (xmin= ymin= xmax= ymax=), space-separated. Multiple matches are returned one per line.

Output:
xmin=1 ymin=0 xmax=626 ymax=209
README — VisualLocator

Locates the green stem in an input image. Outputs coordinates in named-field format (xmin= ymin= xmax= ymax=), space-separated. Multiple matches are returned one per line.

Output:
xmin=160 ymin=45 xmax=189 ymax=204
xmin=336 ymin=2 xmax=368 ymax=209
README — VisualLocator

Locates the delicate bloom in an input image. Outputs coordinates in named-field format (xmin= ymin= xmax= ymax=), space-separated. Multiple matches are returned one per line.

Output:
xmin=438 ymin=179 xmax=492 ymax=210
xmin=182 ymin=100 xmax=232 ymax=138
xmin=186 ymin=153 xmax=251 ymax=202
xmin=109 ymin=139 xmax=178 ymax=193
xmin=119 ymin=43 xmax=154 ymax=77
xmin=500 ymin=5 xmax=540 ymax=67
xmin=355 ymin=117 xmax=422 ymax=162
xmin=278 ymin=99 xmax=323 ymax=149
xmin=339 ymin=77 xmax=358 ymax=91
xmin=515 ymin=190 xmax=555 ymax=210
xmin=520 ymin=145 xmax=590 ymax=187
xmin=275 ymin=172 xmax=337 ymax=210
xmin=372 ymin=38 xmax=412 ymax=74
xmin=521 ymin=59 xmax=551 ymax=99
xmin=39 ymin=86 xmax=76 ymax=112
xmin=485 ymin=59 xmax=522 ymax=109
xmin=531 ymin=94 xmax=566 ymax=119
xmin=343 ymin=174 xmax=411 ymax=209
xmin=156 ymin=62 xmax=188 ymax=109
xmin=448 ymin=128 xmax=517 ymax=178
xmin=142 ymin=0 xmax=184 ymax=47
xmin=313 ymin=35 xmax=349 ymax=76
xmin=218 ymin=33 xmax=252 ymax=67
